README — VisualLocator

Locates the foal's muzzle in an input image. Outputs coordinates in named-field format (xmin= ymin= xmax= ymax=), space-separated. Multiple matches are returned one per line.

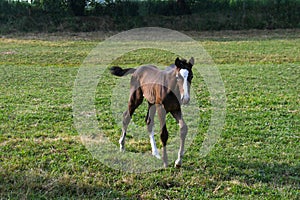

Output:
xmin=181 ymin=96 xmax=190 ymax=105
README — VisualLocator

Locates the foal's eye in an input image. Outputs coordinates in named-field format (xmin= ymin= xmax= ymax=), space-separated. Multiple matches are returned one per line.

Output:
xmin=176 ymin=76 xmax=183 ymax=82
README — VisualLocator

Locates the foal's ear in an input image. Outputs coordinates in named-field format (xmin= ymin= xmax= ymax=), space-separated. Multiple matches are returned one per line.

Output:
xmin=175 ymin=57 xmax=182 ymax=69
xmin=188 ymin=57 xmax=194 ymax=67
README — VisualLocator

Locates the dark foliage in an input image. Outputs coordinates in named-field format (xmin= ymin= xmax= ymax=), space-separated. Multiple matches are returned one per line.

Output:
xmin=69 ymin=0 xmax=87 ymax=16
xmin=0 ymin=0 xmax=299 ymax=33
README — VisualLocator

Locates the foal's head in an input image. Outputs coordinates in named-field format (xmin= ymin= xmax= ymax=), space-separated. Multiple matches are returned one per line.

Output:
xmin=174 ymin=57 xmax=194 ymax=104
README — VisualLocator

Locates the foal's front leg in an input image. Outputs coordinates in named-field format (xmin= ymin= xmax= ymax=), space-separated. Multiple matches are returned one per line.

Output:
xmin=175 ymin=118 xmax=187 ymax=168
xmin=157 ymin=105 xmax=168 ymax=167
xmin=146 ymin=104 xmax=160 ymax=159
xmin=171 ymin=110 xmax=187 ymax=168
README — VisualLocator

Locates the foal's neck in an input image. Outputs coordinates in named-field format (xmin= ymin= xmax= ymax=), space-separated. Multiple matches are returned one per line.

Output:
xmin=163 ymin=68 xmax=179 ymax=94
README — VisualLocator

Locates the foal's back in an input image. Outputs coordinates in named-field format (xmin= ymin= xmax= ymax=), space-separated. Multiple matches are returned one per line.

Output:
xmin=132 ymin=65 xmax=170 ymax=85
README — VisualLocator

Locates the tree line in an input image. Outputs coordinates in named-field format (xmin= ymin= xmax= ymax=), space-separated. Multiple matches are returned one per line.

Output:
xmin=1 ymin=0 xmax=299 ymax=33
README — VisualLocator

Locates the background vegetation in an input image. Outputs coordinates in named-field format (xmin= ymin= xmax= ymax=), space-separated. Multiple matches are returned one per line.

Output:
xmin=1 ymin=0 xmax=300 ymax=33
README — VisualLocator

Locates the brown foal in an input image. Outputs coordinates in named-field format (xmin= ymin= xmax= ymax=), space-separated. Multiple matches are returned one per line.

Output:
xmin=110 ymin=57 xmax=194 ymax=168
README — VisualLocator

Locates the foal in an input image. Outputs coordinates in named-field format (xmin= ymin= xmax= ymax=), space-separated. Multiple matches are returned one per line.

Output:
xmin=110 ymin=57 xmax=194 ymax=168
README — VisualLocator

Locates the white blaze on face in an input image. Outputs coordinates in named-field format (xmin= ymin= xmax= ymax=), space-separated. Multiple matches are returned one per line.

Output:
xmin=179 ymin=69 xmax=190 ymax=104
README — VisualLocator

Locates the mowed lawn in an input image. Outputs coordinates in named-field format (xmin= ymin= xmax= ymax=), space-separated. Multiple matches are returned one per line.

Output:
xmin=0 ymin=30 xmax=299 ymax=199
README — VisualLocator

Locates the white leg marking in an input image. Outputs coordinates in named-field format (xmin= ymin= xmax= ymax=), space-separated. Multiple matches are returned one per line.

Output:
xmin=149 ymin=131 xmax=161 ymax=159
xmin=119 ymin=131 xmax=126 ymax=152
xmin=119 ymin=132 xmax=126 ymax=152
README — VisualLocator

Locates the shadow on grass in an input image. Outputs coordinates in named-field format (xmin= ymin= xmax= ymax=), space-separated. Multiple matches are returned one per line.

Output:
xmin=201 ymin=157 xmax=300 ymax=188
xmin=0 ymin=169 xmax=129 ymax=199
xmin=231 ymin=160 xmax=299 ymax=187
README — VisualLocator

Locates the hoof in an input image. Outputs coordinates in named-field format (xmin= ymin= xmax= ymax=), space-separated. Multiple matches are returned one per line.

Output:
xmin=120 ymin=146 xmax=125 ymax=152
xmin=174 ymin=163 xmax=181 ymax=168
xmin=174 ymin=159 xmax=182 ymax=168
xmin=152 ymin=152 xmax=161 ymax=159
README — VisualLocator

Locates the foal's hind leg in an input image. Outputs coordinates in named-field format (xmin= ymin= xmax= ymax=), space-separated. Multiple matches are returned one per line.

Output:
xmin=146 ymin=103 xmax=160 ymax=159
xmin=171 ymin=110 xmax=187 ymax=168
xmin=119 ymin=87 xmax=143 ymax=152
xmin=119 ymin=110 xmax=130 ymax=152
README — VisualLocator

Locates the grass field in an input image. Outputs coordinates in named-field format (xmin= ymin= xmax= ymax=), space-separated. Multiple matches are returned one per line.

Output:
xmin=0 ymin=30 xmax=299 ymax=199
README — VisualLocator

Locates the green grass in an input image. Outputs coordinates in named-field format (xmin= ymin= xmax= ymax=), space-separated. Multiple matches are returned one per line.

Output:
xmin=0 ymin=31 xmax=299 ymax=199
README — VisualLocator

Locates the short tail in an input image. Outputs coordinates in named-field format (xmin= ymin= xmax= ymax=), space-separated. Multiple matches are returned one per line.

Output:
xmin=109 ymin=66 xmax=136 ymax=77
